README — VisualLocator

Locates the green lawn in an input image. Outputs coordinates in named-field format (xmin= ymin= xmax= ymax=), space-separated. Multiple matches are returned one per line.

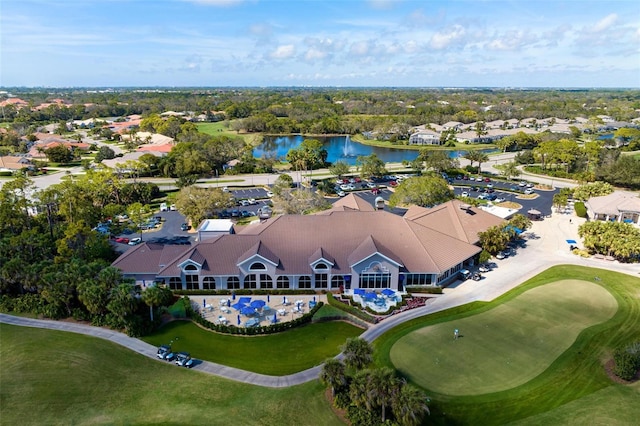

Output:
xmin=391 ymin=280 xmax=618 ymax=395
xmin=0 ymin=324 xmax=342 ymax=426
xmin=374 ymin=265 xmax=640 ymax=425
xmin=142 ymin=320 xmax=363 ymax=375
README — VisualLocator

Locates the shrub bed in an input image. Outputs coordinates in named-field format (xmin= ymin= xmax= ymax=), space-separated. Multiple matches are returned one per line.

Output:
xmin=325 ymin=293 xmax=376 ymax=324
xmin=405 ymin=285 xmax=443 ymax=294
xmin=173 ymin=289 xmax=318 ymax=296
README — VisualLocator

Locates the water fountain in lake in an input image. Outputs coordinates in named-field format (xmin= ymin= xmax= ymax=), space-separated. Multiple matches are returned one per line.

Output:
xmin=342 ymin=136 xmax=356 ymax=158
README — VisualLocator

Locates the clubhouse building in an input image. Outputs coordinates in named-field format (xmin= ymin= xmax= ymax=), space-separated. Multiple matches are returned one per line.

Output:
xmin=112 ymin=195 xmax=504 ymax=291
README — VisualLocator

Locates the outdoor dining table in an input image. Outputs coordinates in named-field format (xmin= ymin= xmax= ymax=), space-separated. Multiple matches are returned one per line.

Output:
xmin=277 ymin=308 xmax=287 ymax=316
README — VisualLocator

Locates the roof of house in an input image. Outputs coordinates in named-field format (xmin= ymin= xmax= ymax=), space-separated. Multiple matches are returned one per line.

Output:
xmin=0 ymin=156 xmax=32 ymax=170
xmin=149 ymin=209 xmax=481 ymax=278
xmin=587 ymin=192 xmax=640 ymax=216
xmin=323 ymin=193 xmax=376 ymax=212
xmin=111 ymin=243 xmax=190 ymax=275
xmin=404 ymin=199 xmax=505 ymax=245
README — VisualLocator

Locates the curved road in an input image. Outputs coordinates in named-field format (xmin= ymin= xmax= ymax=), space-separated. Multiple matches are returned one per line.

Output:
xmin=2 ymin=209 xmax=639 ymax=388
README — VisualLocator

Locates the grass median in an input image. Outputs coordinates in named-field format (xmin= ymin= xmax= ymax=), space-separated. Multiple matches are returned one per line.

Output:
xmin=142 ymin=319 xmax=363 ymax=375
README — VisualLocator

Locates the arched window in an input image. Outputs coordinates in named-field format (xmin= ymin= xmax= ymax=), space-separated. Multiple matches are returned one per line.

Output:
xmin=244 ymin=274 xmax=257 ymax=289
xmin=202 ymin=277 xmax=216 ymax=290
xmin=314 ymin=263 xmax=328 ymax=270
xmin=249 ymin=262 xmax=266 ymax=270
xmin=260 ymin=274 xmax=273 ymax=289
xmin=299 ymin=276 xmax=311 ymax=289
xmin=227 ymin=277 xmax=240 ymax=290
xmin=168 ymin=277 xmax=182 ymax=290
xmin=184 ymin=264 xmax=198 ymax=271
xmin=276 ymin=276 xmax=290 ymax=289
xmin=331 ymin=276 xmax=344 ymax=288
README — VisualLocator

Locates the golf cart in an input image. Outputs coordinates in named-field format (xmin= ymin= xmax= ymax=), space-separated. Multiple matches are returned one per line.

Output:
xmin=175 ymin=352 xmax=194 ymax=368
xmin=157 ymin=345 xmax=175 ymax=361
xmin=459 ymin=269 xmax=471 ymax=280
xmin=472 ymin=272 xmax=482 ymax=281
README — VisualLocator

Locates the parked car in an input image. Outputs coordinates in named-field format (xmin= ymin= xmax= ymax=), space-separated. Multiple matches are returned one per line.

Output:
xmin=495 ymin=197 xmax=505 ymax=203
xmin=337 ymin=191 xmax=346 ymax=197
xmin=461 ymin=191 xmax=469 ymax=197
xmin=367 ymin=182 xmax=377 ymax=189
xmin=180 ymin=223 xmax=190 ymax=231
xmin=266 ymin=191 xmax=274 ymax=197
xmin=524 ymin=188 xmax=535 ymax=195
xmin=459 ymin=269 xmax=471 ymax=280
xmin=518 ymin=181 xmax=527 ymax=187
xmin=371 ymin=188 xmax=380 ymax=195
xmin=160 ymin=202 xmax=168 ymax=212
xmin=128 ymin=237 xmax=142 ymax=246
xmin=114 ymin=237 xmax=129 ymax=244
xmin=475 ymin=176 xmax=483 ymax=182
xmin=170 ymin=204 xmax=177 ymax=211
xmin=478 ymin=264 xmax=491 ymax=272
xmin=248 ymin=198 xmax=257 ymax=205
xmin=175 ymin=352 xmax=194 ymax=368
xmin=496 ymin=251 xmax=507 ymax=259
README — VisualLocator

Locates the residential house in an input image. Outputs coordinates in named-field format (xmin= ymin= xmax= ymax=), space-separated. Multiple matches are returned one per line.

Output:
xmin=586 ymin=192 xmax=640 ymax=226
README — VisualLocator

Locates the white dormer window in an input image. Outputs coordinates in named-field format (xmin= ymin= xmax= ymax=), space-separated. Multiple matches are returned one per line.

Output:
xmin=314 ymin=262 xmax=328 ymax=270
xmin=184 ymin=264 xmax=198 ymax=272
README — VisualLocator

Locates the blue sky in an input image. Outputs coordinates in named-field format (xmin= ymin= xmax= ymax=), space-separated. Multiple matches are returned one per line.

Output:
xmin=1 ymin=0 xmax=639 ymax=88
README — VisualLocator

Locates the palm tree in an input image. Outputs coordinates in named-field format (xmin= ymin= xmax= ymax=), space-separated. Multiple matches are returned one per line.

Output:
xmin=319 ymin=358 xmax=347 ymax=398
xmin=368 ymin=367 xmax=400 ymax=423
xmin=141 ymin=284 xmax=169 ymax=321
xmin=392 ymin=383 xmax=430 ymax=426
xmin=475 ymin=151 xmax=490 ymax=174
xmin=341 ymin=337 xmax=373 ymax=371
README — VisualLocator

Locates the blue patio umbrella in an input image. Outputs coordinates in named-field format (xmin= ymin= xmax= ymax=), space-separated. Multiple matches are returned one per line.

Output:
xmin=203 ymin=298 xmax=206 ymax=307
xmin=364 ymin=292 xmax=377 ymax=300
xmin=566 ymin=239 xmax=577 ymax=244
xmin=238 ymin=296 xmax=252 ymax=305
xmin=250 ymin=300 xmax=266 ymax=309
xmin=354 ymin=288 xmax=365 ymax=296
xmin=283 ymin=296 xmax=287 ymax=304
xmin=231 ymin=302 xmax=246 ymax=311
xmin=382 ymin=289 xmax=395 ymax=297
xmin=272 ymin=312 xmax=277 ymax=323
xmin=241 ymin=306 xmax=256 ymax=316
xmin=237 ymin=314 xmax=241 ymax=325
xmin=232 ymin=291 xmax=236 ymax=300
xmin=313 ymin=296 xmax=316 ymax=302
xmin=267 ymin=294 xmax=270 ymax=303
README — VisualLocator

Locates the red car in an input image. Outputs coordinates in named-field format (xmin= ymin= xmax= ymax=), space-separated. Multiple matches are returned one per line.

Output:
xmin=114 ymin=237 xmax=129 ymax=244
xmin=371 ymin=188 xmax=381 ymax=195
xmin=389 ymin=181 xmax=398 ymax=187
xmin=484 ymin=177 xmax=491 ymax=182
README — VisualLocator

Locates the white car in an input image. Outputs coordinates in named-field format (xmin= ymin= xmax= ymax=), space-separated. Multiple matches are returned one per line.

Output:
xmin=367 ymin=182 xmax=377 ymax=189
xmin=266 ymin=191 xmax=274 ymax=197
xmin=461 ymin=191 xmax=469 ymax=197
xmin=128 ymin=237 xmax=142 ymax=246
xmin=476 ymin=176 xmax=483 ymax=182
xmin=524 ymin=188 xmax=535 ymax=195
xmin=248 ymin=198 xmax=257 ymax=205
xmin=169 ymin=204 xmax=176 ymax=211
xmin=337 ymin=191 xmax=346 ymax=197
xmin=486 ymin=183 xmax=493 ymax=189
xmin=347 ymin=183 xmax=356 ymax=191
xmin=496 ymin=252 xmax=506 ymax=260
xmin=340 ymin=184 xmax=350 ymax=191
xmin=495 ymin=197 xmax=505 ymax=203
xmin=518 ymin=181 xmax=527 ymax=187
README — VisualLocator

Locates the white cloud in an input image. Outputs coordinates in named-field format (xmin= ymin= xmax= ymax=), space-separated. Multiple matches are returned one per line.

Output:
xmin=269 ymin=44 xmax=295 ymax=60
xmin=592 ymin=13 xmax=617 ymax=33
xmin=485 ymin=30 xmax=538 ymax=51
xmin=349 ymin=40 xmax=370 ymax=57
xmin=429 ymin=25 xmax=466 ymax=49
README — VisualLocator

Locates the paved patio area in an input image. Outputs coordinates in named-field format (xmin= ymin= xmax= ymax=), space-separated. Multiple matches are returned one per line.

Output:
xmin=187 ymin=294 xmax=327 ymax=328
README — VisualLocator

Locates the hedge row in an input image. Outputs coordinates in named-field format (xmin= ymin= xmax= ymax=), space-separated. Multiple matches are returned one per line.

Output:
xmin=574 ymin=201 xmax=588 ymax=218
xmin=325 ymin=293 xmax=377 ymax=324
xmin=405 ymin=286 xmax=444 ymax=294
xmin=184 ymin=296 xmax=324 ymax=335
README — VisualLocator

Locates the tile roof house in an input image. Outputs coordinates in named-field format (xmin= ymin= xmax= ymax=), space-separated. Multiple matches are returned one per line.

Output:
xmin=586 ymin=192 xmax=640 ymax=226
xmin=0 ymin=155 xmax=34 ymax=172
xmin=112 ymin=195 xmax=498 ymax=292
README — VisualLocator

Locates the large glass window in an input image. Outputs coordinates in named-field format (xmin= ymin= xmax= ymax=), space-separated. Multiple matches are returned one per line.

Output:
xmin=359 ymin=273 xmax=390 ymax=289
xmin=227 ymin=277 xmax=240 ymax=290
xmin=314 ymin=273 xmax=328 ymax=288
xmin=168 ymin=277 xmax=182 ymax=290
xmin=331 ymin=275 xmax=344 ymax=288
xmin=244 ymin=274 xmax=257 ymax=289
xmin=276 ymin=276 xmax=290 ymax=289
xmin=299 ymin=276 xmax=311 ymax=289
xmin=185 ymin=274 xmax=199 ymax=290
xmin=202 ymin=276 xmax=216 ymax=290
xmin=259 ymin=274 xmax=273 ymax=289
xmin=404 ymin=274 xmax=433 ymax=286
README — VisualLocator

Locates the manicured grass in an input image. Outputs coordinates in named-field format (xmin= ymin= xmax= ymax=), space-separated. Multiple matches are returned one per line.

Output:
xmin=142 ymin=320 xmax=362 ymax=375
xmin=373 ymin=265 xmax=640 ymax=425
xmin=0 ymin=324 xmax=342 ymax=426
xmin=391 ymin=280 xmax=618 ymax=395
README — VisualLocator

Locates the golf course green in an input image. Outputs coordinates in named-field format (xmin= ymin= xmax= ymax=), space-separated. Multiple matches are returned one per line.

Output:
xmin=390 ymin=280 xmax=618 ymax=395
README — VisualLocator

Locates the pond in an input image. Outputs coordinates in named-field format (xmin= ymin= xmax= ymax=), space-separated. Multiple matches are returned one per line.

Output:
xmin=253 ymin=135 xmax=496 ymax=165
